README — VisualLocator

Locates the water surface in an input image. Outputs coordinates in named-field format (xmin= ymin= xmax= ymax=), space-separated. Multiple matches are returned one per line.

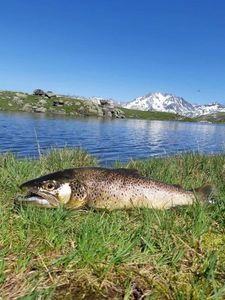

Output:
xmin=0 ymin=112 xmax=225 ymax=165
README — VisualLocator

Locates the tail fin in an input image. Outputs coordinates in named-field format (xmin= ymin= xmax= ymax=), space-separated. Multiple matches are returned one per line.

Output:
xmin=195 ymin=184 xmax=216 ymax=203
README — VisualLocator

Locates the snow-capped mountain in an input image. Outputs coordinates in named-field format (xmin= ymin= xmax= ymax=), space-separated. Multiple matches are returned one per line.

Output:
xmin=124 ymin=92 xmax=194 ymax=116
xmin=193 ymin=102 xmax=225 ymax=116
xmin=123 ymin=92 xmax=225 ymax=117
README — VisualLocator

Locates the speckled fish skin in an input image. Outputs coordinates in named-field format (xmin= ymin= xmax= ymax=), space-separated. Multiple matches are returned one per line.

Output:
xmin=72 ymin=168 xmax=195 ymax=209
xmin=17 ymin=167 xmax=207 ymax=210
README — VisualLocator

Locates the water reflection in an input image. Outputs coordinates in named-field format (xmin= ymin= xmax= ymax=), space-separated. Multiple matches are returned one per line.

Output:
xmin=0 ymin=112 xmax=225 ymax=165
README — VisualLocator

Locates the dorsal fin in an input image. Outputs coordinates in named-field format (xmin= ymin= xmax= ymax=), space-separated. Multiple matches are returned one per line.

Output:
xmin=113 ymin=168 xmax=140 ymax=176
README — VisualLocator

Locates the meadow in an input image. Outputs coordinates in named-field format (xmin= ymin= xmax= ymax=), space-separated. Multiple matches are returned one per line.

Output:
xmin=0 ymin=149 xmax=224 ymax=299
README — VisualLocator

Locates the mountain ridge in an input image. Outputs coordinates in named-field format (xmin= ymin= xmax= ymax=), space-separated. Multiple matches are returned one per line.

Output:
xmin=123 ymin=92 xmax=225 ymax=117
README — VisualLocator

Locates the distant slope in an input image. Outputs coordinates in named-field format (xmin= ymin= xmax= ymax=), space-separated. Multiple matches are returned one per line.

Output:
xmin=193 ymin=103 xmax=225 ymax=116
xmin=195 ymin=112 xmax=225 ymax=123
xmin=120 ymin=107 xmax=194 ymax=121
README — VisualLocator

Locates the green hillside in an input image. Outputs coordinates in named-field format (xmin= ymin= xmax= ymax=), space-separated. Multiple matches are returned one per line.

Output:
xmin=0 ymin=90 xmax=124 ymax=118
xmin=121 ymin=107 xmax=194 ymax=121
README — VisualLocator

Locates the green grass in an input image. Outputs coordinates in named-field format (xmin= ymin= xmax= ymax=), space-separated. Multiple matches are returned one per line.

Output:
xmin=120 ymin=107 xmax=194 ymax=122
xmin=0 ymin=149 xmax=225 ymax=299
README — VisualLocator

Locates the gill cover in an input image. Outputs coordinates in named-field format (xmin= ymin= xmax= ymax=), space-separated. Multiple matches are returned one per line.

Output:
xmin=65 ymin=180 xmax=88 ymax=209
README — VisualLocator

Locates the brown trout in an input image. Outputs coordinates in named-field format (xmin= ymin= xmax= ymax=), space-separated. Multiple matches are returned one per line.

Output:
xmin=16 ymin=167 xmax=212 ymax=210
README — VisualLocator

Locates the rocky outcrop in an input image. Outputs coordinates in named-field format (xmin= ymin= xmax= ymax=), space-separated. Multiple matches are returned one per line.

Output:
xmin=98 ymin=100 xmax=125 ymax=118
xmin=35 ymin=107 xmax=47 ymax=113
xmin=33 ymin=89 xmax=56 ymax=98
xmin=112 ymin=108 xmax=125 ymax=118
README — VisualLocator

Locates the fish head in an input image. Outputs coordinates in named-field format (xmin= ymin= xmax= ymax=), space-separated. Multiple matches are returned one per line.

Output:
xmin=17 ymin=169 xmax=88 ymax=209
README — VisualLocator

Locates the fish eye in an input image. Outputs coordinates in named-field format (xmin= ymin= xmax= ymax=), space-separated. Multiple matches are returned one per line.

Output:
xmin=44 ymin=181 xmax=56 ymax=190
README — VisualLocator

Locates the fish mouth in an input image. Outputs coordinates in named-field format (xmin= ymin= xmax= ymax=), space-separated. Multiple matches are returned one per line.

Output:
xmin=16 ymin=190 xmax=60 ymax=208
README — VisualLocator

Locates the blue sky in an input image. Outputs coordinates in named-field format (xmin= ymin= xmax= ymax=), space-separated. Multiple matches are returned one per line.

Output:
xmin=0 ymin=0 xmax=225 ymax=104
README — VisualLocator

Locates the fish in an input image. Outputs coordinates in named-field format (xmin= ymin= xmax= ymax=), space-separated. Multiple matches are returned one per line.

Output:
xmin=16 ymin=167 xmax=213 ymax=210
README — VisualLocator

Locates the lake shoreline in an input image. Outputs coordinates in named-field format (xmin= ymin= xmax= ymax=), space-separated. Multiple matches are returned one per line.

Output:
xmin=0 ymin=90 xmax=197 ymax=122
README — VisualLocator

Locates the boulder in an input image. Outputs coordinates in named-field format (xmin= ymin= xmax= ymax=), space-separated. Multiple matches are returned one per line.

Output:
xmin=102 ymin=108 xmax=112 ymax=118
xmin=38 ymin=99 xmax=47 ymax=105
xmin=35 ymin=107 xmax=47 ymax=113
xmin=33 ymin=89 xmax=45 ymax=96
xmin=22 ymin=104 xmax=33 ymax=112
xmin=78 ymin=106 xmax=85 ymax=113
xmin=100 ymin=99 xmax=114 ymax=108
xmin=97 ymin=110 xmax=104 ymax=117
xmin=100 ymin=100 xmax=109 ymax=106
xmin=65 ymin=101 xmax=73 ymax=106
xmin=12 ymin=96 xmax=24 ymax=105
xmin=15 ymin=93 xmax=27 ymax=98
xmin=45 ymin=91 xmax=56 ymax=98
xmin=53 ymin=100 xmax=64 ymax=107
xmin=87 ymin=108 xmax=98 ymax=114
xmin=112 ymin=108 xmax=125 ymax=119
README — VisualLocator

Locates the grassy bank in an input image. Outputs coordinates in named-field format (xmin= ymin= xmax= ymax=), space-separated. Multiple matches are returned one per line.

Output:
xmin=121 ymin=107 xmax=194 ymax=122
xmin=0 ymin=149 xmax=225 ymax=299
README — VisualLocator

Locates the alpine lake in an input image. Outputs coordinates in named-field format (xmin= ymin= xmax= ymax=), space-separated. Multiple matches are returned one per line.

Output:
xmin=1 ymin=111 xmax=225 ymax=164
